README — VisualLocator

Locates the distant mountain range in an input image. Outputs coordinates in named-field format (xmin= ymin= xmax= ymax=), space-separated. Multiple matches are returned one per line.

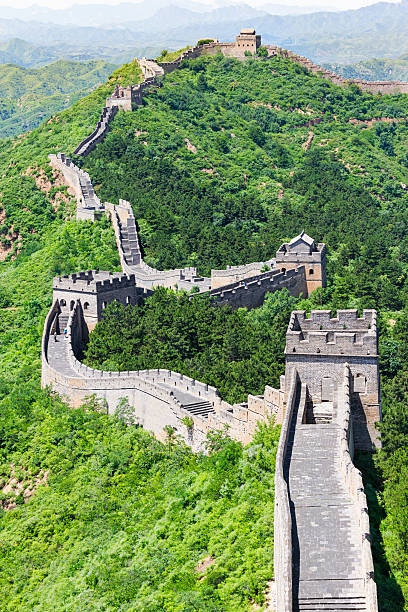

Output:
xmin=0 ymin=2 xmax=342 ymax=27
xmin=0 ymin=1 xmax=408 ymax=66
xmin=324 ymin=54 xmax=408 ymax=82
xmin=0 ymin=38 xmax=162 ymax=68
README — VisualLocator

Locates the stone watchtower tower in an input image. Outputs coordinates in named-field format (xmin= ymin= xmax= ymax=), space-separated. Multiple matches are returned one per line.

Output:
xmin=284 ymin=309 xmax=381 ymax=449
xmin=275 ymin=231 xmax=326 ymax=296
xmin=235 ymin=28 xmax=261 ymax=56
xmin=53 ymin=270 xmax=146 ymax=330
xmin=106 ymin=85 xmax=138 ymax=111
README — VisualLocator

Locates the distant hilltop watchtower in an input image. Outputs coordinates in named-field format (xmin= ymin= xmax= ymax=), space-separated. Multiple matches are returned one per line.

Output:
xmin=275 ymin=231 xmax=327 ymax=296
xmin=235 ymin=28 xmax=261 ymax=56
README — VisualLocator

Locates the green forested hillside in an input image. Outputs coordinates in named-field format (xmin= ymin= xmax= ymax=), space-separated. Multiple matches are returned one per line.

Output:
xmin=0 ymin=59 xmax=118 ymax=138
xmin=0 ymin=52 xmax=408 ymax=610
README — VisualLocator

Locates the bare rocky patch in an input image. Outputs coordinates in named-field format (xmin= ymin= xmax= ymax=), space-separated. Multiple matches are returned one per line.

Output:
xmin=24 ymin=165 xmax=75 ymax=213
xmin=196 ymin=555 xmax=215 ymax=579
xmin=1 ymin=465 xmax=49 ymax=510
xmin=303 ymin=131 xmax=314 ymax=151
xmin=185 ymin=138 xmax=197 ymax=154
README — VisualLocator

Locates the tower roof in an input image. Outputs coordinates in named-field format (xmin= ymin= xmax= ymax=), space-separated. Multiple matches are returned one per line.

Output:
xmin=289 ymin=230 xmax=314 ymax=247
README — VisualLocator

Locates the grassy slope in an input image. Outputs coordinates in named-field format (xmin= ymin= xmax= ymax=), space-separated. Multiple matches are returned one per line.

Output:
xmin=0 ymin=59 xmax=119 ymax=138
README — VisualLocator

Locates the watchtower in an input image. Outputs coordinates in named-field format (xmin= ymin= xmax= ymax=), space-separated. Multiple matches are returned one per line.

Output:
xmin=53 ymin=270 xmax=145 ymax=330
xmin=235 ymin=28 xmax=261 ymax=55
xmin=285 ymin=309 xmax=381 ymax=449
xmin=106 ymin=85 xmax=138 ymax=111
xmin=276 ymin=231 xmax=326 ymax=296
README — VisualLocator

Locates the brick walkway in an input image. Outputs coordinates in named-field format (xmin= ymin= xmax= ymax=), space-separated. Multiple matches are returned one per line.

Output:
xmin=285 ymin=422 xmax=367 ymax=610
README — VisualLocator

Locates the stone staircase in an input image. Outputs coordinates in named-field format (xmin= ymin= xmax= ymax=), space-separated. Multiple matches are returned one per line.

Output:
xmin=297 ymin=595 xmax=367 ymax=610
xmin=179 ymin=399 xmax=215 ymax=418
xmin=58 ymin=314 xmax=69 ymax=333
xmin=306 ymin=401 xmax=333 ymax=424
xmin=119 ymin=222 xmax=142 ymax=266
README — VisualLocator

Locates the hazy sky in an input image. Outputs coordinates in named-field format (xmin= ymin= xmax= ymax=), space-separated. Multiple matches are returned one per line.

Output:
xmin=0 ymin=0 xmax=401 ymax=9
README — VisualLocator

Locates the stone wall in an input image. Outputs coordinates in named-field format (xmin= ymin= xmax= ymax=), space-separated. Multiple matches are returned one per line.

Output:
xmin=276 ymin=238 xmax=326 ymax=296
xmin=211 ymin=259 xmax=275 ymax=289
xmin=73 ymin=106 xmax=118 ymax=157
xmin=53 ymin=270 xmax=148 ymax=328
xmin=49 ymin=153 xmax=104 ymax=221
xmin=273 ymin=369 xmax=301 ymax=612
xmin=155 ymin=35 xmax=408 ymax=94
xmin=268 ymin=46 xmax=408 ymax=95
xmin=138 ymin=58 xmax=165 ymax=79
xmin=208 ymin=266 xmax=308 ymax=309
xmin=338 ymin=365 xmax=378 ymax=611
xmin=42 ymin=299 xmax=283 ymax=451
xmin=107 ymin=200 xmax=210 ymax=291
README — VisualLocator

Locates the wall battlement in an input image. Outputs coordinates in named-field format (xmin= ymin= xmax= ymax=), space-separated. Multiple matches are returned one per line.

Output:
xmin=211 ymin=258 xmax=275 ymax=289
xmin=208 ymin=266 xmax=307 ymax=308
xmin=49 ymin=153 xmax=104 ymax=220
xmin=276 ymin=231 xmax=327 ymax=294
xmin=286 ymin=309 xmax=378 ymax=356
xmin=73 ymin=106 xmax=118 ymax=157
xmin=54 ymin=270 xmax=136 ymax=293
xmin=155 ymin=30 xmax=408 ymax=95
xmin=284 ymin=309 xmax=380 ymax=451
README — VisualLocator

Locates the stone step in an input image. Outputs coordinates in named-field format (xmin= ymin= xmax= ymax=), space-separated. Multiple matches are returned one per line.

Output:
xmin=58 ymin=315 xmax=69 ymax=331
xmin=298 ymin=596 xmax=366 ymax=610
xmin=181 ymin=401 xmax=214 ymax=417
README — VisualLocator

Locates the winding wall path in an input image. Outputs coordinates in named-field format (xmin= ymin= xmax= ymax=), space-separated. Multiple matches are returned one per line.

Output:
xmin=44 ymin=45 xmax=380 ymax=611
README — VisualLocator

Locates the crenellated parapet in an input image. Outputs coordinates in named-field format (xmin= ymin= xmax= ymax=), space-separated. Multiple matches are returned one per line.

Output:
xmin=42 ymin=298 xmax=284 ymax=451
xmin=73 ymin=106 xmax=118 ymax=157
xmin=210 ymin=259 xmax=275 ymax=289
xmin=273 ymin=312 xmax=379 ymax=611
xmin=208 ymin=266 xmax=307 ymax=309
xmin=286 ymin=309 xmax=377 ymax=356
xmin=49 ymin=153 xmax=105 ymax=220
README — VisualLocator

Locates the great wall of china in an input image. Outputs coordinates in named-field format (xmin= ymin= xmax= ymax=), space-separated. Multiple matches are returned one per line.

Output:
xmin=42 ymin=31 xmax=385 ymax=610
